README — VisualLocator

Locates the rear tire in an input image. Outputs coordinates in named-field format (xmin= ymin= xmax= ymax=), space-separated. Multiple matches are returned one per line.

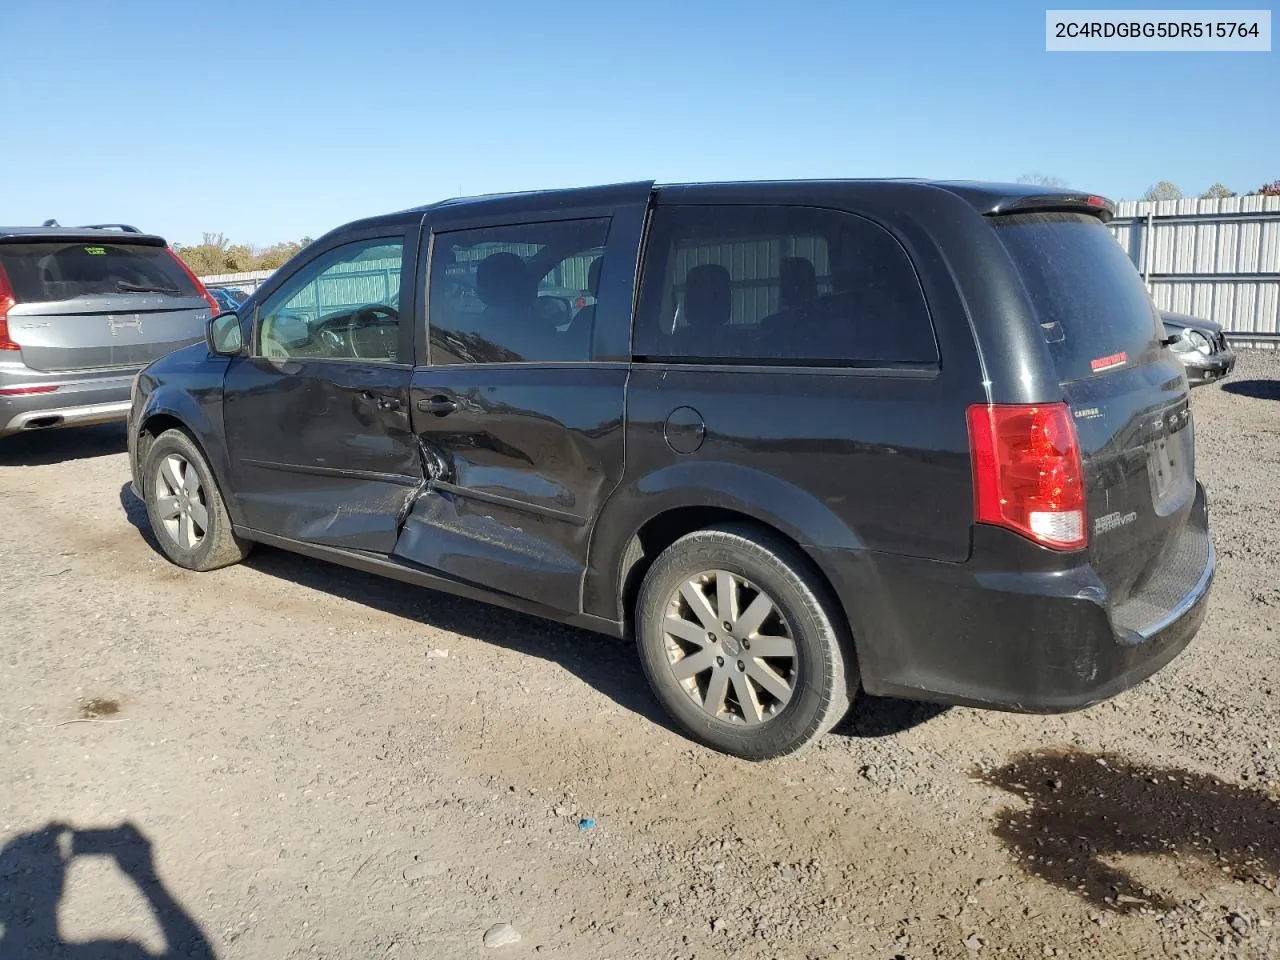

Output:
xmin=142 ymin=429 xmax=251 ymax=571
xmin=635 ymin=522 xmax=856 ymax=760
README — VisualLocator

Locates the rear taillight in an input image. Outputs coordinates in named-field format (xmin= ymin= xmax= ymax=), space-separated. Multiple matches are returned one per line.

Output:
xmin=967 ymin=402 xmax=1086 ymax=551
xmin=0 ymin=263 xmax=19 ymax=351
xmin=166 ymin=248 xmax=221 ymax=317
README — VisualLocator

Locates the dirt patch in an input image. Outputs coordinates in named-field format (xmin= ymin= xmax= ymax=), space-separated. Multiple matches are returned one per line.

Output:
xmin=78 ymin=698 xmax=121 ymax=719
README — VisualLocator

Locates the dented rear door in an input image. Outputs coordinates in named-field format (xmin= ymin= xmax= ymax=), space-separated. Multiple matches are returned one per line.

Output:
xmin=391 ymin=188 xmax=649 ymax=613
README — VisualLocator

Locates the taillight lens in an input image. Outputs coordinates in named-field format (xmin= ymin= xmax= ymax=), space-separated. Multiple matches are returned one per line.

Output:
xmin=967 ymin=402 xmax=1087 ymax=551
xmin=166 ymin=248 xmax=221 ymax=317
xmin=0 ymin=263 xmax=20 ymax=351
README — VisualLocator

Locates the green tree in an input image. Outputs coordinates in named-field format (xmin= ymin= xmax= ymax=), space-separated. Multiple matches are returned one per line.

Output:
xmin=174 ymin=235 xmax=315 ymax=276
xmin=224 ymin=244 xmax=255 ymax=272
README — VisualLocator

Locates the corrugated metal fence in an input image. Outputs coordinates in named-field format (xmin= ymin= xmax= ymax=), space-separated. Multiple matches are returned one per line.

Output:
xmin=1108 ymin=195 xmax=1280 ymax=346
xmin=200 ymin=269 xmax=274 ymax=292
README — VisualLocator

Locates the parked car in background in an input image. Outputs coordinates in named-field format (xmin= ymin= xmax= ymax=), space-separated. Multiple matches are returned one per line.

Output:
xmin=0 ymin=223 xmax=217 ymax=438
xmin=1161 ymin=311 xmax=1236 ymax=386
xmin=207 ymin=286 xmax=249 ymax=315
xmin=129 ymin=180 xmax=1213 ymax=759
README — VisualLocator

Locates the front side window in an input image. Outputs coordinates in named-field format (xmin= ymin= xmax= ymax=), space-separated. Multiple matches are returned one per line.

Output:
xmin=428 ymin=218 xmax=609 ymax=364
xmin=256 ymin=239 xmax=404 ymax=362
xmin=634 ymin=205 xmax=937 ymax=365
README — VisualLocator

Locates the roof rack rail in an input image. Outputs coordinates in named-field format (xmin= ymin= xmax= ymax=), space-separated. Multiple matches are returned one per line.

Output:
xmin=78 ymin=223 xmax=142 ymax=233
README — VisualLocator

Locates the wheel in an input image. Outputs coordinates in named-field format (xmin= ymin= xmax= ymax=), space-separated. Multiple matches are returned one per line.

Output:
xmin=142 ymin=429 xmax=251 ymax=571
xmin=635 ymin=523 xmax=856 ymax=760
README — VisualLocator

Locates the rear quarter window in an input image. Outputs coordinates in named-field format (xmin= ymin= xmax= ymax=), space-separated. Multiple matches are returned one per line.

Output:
xmin=992 ymin=212 xmax=1161 ymax=382
xmin=634 ymin=204 xmax=938 ymax=365
xmin=0 ymin=242 xmax=200 ymax=303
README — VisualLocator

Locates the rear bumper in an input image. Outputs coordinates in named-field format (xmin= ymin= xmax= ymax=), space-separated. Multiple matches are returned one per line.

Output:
xmin=816 ymin=483 xmax=1213 ymax=713
xmin=0 ymin=374 xmax=134 ymax=437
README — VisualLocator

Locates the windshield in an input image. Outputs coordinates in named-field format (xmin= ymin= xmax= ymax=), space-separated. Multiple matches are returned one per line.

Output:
xmin=0 ymin=241 xmax=200 ymax=303
xmin=992 ymin=212 xmax=1161 ymax=382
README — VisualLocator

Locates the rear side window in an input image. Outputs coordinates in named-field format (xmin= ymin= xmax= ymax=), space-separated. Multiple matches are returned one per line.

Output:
xmin=428 ymin=218 xmax=609 ymax=364
xmin=634 ymin=205 xmax=937 ymax=365
xmin=0 ymin=242 xmax=200 ymax=303
xmin=992 ymin=212 xmax=1161 ymax=382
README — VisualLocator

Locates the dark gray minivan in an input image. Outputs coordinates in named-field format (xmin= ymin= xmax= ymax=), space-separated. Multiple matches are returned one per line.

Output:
xmin=128 ymin=180 xmax=1214 ymax=759
xmin=0 ymin=224 xmax=217 ymax=438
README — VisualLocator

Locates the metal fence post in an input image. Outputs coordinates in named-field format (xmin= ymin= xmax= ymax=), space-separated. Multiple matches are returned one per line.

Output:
xmin=1142 ymin=207 xmax=1154 ymax=291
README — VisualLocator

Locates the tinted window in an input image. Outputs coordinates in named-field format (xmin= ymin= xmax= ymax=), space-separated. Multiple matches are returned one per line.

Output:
xmin=428 ymin=218 xmax=609 ymax=364
xmin=256 ymin=239 xmax=404 ymax=362
xmin=634 ymin=205 xmax=937 ymax=364
xmin=0 ymin=242 xmax=201 ymax=303
xmin=993 ymin=212 xmax=1161 ymax=382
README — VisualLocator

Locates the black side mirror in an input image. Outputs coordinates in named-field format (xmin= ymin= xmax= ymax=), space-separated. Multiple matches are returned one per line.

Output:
xmin=207 ymin=312 xmax=243 ymax=356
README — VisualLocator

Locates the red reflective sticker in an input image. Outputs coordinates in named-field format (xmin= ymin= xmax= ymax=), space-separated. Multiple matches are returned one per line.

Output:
xmin=1090 ymin=351 xmax=1127 ymax=371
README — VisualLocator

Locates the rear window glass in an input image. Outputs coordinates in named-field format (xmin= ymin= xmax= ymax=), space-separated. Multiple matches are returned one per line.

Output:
xmin=992 ymin=213 xmax=1161 ymax=382
xmin=0 ymin=242 xmax=200 ymax=303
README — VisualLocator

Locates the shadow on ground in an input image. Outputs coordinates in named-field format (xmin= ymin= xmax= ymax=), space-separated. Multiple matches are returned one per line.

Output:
xmin=0 ymin=423 xmax=127 ymax=467
xmin=117 ymin=483 xmax=682 ymax=735
xmin=1222 ymin=379 xmax=1280 ymax=401
xmin=119 ymin=484 xmax=943 ymax=745
xmin=0 ymin=821 xmax=214 ymax=958
xmin=977 ymin=749 xmax=1280 ymax=913
xmin=834 ymin=696 xmax=949 ymax=738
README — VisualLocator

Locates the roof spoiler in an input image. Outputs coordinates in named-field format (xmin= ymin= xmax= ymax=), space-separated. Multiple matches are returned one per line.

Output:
xmin=985 ymin=192 xmax=1116 ymax=223
xmin=78 ymin=223 xmax=143 ymax=233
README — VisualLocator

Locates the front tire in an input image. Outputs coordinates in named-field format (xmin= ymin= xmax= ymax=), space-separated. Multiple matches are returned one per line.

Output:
xmin=635 ymin=523 xmax=856 ymax=760
xmin=142 ymin=429 xmax=250 ymax=571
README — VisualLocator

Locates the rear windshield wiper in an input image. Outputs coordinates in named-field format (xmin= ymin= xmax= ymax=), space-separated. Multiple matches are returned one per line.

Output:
xmin=116 ymin=280 xmax=181 ymax=294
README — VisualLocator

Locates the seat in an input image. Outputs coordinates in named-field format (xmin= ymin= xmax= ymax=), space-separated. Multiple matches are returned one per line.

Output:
xmin=564 ymin=256 xmax=602 ymax=351
xmin=675 ymin=264 xmax=732 ymax=356
xmin=475 ymin=252 xmax=534 ymax=312
xmin=472 ymin=252 xmax=540 ymax=360
xmin=779 ymin=257 xmax=817 ymax=312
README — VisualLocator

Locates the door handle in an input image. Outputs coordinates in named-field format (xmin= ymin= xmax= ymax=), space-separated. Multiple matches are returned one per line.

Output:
xmin=417 ymin=396 xmax=458 ymax=416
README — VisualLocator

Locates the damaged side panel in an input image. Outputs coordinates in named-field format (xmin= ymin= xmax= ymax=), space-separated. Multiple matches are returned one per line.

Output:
xmin=393 ymin=489 xmax=582 ymax=611
xmin=222 ymin=356 xmax=424 ymax=554
xmin=391 ymin=366 xmax=629 ymax=615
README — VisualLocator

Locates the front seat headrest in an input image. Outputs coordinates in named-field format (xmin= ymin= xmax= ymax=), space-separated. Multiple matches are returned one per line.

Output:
xmin=476 ymin=252 xmax=533 ymax=309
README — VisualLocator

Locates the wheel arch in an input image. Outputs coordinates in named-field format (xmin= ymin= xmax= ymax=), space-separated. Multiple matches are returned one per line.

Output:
xmin=135 ymin=394 xmax=239 ymax=524
xmin=583 ymin=462 xmax=868 ymax=659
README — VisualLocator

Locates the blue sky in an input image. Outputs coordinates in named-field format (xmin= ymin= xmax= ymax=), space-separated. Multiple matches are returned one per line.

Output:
xmin=3 ymin=0 xmax=1275 ymax=247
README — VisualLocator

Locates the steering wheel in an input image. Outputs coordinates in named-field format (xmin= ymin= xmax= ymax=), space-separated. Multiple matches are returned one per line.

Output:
xmin=318 ymin=326 xmax=351 ymax=357
xmin=348 ymin=304 xmax=399 ymax=360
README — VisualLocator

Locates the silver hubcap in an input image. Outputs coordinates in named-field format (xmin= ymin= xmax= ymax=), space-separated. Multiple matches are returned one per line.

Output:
xmin=662 ymin=570 xmax=797 ymax=725
xmin=154 ymin=454 xmax=208 ymax=551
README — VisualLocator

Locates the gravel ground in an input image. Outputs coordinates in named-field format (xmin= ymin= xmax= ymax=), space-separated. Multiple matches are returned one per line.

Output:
xmin=1 ymin=352 xmax=1279 ymax=959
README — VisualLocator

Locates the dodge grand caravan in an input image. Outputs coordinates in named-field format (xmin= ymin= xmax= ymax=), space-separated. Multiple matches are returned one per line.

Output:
xmin=0 ymin=224 xmax=217 ymax=438
xmin=127 ymin=180 xmax=1214 ymax=759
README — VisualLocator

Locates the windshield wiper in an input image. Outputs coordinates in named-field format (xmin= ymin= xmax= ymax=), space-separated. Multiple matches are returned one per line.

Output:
xmin=116 ymin=280 xmax=181 ymax=294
